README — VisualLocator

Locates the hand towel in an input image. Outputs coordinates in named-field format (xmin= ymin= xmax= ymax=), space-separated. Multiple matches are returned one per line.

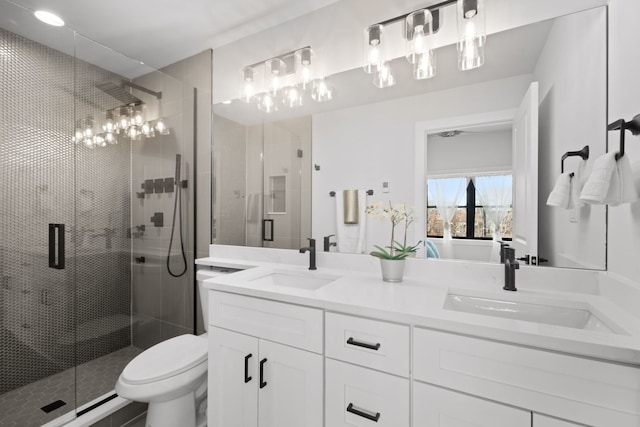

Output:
xmin=614 ymin=155 xmax=639 ymax=205
xmin=580 ymin=152 xmax=618 ymax=205
xmin=568 ymin=164 xmax=585 ymax=209
xmin=546 ymin=172 xmax=572 ymax=208
xmin=335 ymin=190 xmax=367 ymax=254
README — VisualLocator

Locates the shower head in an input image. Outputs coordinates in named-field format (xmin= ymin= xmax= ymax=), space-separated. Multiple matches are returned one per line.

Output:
xmin=95 ymin=81 xmax=143 ymax=106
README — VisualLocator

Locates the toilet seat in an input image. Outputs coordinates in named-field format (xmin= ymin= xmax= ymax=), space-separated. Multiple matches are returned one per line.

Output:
xmin=122 ymin=334 xmax=207 ymax=385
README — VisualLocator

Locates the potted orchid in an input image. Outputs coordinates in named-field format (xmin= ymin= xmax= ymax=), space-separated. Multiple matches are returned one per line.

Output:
xmin=366 ymin=202 xmax=420 ymax=282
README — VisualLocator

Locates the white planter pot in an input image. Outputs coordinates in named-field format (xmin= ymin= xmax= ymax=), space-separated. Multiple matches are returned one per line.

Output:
xmin=379 ymin=258 xmax=406 ymax=283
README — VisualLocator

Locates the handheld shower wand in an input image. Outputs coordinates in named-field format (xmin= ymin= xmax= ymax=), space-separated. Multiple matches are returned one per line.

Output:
xmin=167 ymin=154 xmax=187 ymax=277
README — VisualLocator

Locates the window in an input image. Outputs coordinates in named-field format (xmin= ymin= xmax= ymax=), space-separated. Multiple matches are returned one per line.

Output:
xmin=427 ymin=175 xmax=512 ymax=240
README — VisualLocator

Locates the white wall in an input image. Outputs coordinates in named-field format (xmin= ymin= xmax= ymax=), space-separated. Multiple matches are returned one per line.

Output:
xmin=607 ymin=0 xmax=640 ymax=282
xmin=312 ymin=75 xmax=531 ymax=252
xmin=533 ymin=7 xmax=607 ymax=269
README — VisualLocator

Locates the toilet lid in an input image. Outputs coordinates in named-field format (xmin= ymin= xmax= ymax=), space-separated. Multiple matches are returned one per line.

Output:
xmin=122 ymin=334 xmax=207 ymax=385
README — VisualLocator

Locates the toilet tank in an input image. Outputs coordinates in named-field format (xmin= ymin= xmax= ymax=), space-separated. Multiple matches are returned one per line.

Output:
xmin=196 ymin=266 xmax=243 ymax=332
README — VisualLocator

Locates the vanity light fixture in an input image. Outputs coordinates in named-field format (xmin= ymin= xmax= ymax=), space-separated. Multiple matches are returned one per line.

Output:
xmin=362 ymin=0 xmax=487 ymax=87
xmin=34 ymin=10 xmax=65 ymax=27
xmin=238 ymin=46 xmax=333 ymax=112
xmin=457 ymin=0 xmax=486 ymax=71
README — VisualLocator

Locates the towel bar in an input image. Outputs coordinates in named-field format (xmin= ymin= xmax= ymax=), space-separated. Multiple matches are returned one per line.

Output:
xmin=329 ymin=190 xmax=373 ymax=197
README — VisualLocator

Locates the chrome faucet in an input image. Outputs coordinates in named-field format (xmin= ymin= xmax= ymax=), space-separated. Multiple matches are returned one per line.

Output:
xmin=323 ymin=234 xmax=337 ymax=252
xmin=299 ymin=238 xmax=317 ymax=270
xmin=502 ymin=246 xmax=519 ymax=291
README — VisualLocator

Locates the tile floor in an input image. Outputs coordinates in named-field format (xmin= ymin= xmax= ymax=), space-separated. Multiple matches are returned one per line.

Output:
xmin=0 ymin=346 xmax=142 ymax=427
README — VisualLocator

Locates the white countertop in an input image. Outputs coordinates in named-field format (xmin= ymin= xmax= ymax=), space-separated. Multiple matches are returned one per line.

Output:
xmin=197 ymin=250 xmax=640 ymax=366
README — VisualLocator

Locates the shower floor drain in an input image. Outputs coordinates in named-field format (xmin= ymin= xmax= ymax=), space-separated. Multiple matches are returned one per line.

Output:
xmin=41 ymin=400 xmax=66 ymax=413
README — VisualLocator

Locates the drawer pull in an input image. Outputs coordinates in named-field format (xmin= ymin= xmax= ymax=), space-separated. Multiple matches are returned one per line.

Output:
xmin=347 ymin=403 xmax=380 ymax=422
xmin=244 ymin=354 xmax=252 ymax=383
xmin=347 ymin=337 xmax=381 ymax=351
xmin=259 ymin=358 xmax=267 ymax=389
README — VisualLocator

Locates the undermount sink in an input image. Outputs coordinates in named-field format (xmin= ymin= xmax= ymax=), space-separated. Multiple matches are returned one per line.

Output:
xmin=444 ymin=293 xmax=618 ymax=334
xmin=247 ymin=269 xmax=341 ymax=291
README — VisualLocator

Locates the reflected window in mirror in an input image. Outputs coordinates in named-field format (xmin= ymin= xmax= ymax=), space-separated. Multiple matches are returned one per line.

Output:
xmin=427 ymin=175 xmax=512 ymax=240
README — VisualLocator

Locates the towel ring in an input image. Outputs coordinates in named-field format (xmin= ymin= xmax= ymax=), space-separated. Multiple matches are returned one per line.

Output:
xmin=608 ymin=113 xmax=640 ymax=160
xmin=561 ymin=145 xmax=589 ymax=174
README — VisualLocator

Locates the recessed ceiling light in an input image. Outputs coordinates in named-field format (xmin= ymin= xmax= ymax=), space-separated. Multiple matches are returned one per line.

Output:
xmin=34 ymin=10 xmax=65 ymax=27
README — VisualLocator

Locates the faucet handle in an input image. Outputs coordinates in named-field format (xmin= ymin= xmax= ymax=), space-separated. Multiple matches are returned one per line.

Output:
xmin=307 ymin=237 xmax=316 ymax=245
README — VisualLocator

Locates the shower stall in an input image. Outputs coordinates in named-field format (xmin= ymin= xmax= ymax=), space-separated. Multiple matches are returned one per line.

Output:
xmin=0 ymin=2 xmax=197 ymax=426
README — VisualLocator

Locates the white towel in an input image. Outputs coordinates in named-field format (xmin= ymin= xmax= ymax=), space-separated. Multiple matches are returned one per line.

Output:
xmin=614 ymin=155 xmax=639 ymax=206
xmin=546 ymin=173 xmax=572 ymax=208
xmin=580 ymin=152 xmax=618 ymax=205
xmin=335 ymin=190 xmax=367 ymax=254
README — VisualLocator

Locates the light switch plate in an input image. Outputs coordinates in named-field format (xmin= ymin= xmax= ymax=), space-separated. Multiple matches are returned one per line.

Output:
xmin=382 ymin=181 xmax=390 ymax=193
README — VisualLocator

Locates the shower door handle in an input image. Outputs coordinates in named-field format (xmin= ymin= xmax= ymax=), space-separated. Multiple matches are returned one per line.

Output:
xmin=262 ymin=219 xmax=274 ymax=242
xmin=48 ymin=224 xmax=65 ymax=269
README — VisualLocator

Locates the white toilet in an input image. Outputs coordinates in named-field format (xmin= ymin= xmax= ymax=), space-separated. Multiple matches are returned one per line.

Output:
xmin=116 ymin=267 xmax=231 ymax=427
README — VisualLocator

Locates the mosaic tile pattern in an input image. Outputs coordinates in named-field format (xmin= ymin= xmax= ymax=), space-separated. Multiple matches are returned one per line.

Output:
xmin=0 ymin=25 xmax=131 ymax=403
xmin=0 ymin=346 xmax=143 ymax=427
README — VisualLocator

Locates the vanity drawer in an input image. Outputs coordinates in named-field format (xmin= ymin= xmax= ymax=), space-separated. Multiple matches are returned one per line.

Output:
xmin=325 ymin=358 xmax=409 ymax=427
xmin=325 ymin=312 xmax=409 ymax=377
xmin=209 ymin=291 xmax=323 ymax=353
xmin=413 ymin=327 xmax=640 ymax=427
xmin=413 ymin=381 xmax=530 ymax=426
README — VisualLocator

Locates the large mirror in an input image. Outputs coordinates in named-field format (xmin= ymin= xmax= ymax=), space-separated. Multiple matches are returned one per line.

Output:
xmin=212 ymin=6 xmax=607 ymax=270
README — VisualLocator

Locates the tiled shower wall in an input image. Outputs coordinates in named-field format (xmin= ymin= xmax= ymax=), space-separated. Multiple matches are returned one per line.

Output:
xmin=0 ymin=27 xmax=132 ymax=395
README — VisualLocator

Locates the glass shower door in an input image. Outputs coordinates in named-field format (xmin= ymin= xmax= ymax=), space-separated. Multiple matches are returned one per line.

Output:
xmin=0 ymin=3 xmax=79 ymax=425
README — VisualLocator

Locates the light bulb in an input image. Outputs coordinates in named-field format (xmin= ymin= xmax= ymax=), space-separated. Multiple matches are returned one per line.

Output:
xmin=132 ymin=110 xmax=143 ymax=125
xmin=311 ymin=78 xmax=333 ymax=102
xmin=258 ymin=93 xmax=277 ymax=113
xmin=373 ymin=62 xmax=396 ymax=88
xmin=414 ymin=50 xmax=436 ymax=80
xmin=155 ymin=118 xmax=169 ymax=135
xmin=457 ymin=0 xmax=485 ymax=71
xmin=295 ymin=48 xmax=314 ymax=89
xmin=103 ymin=119 xmax=115 ymax=133
xmin=364 ymin=24 xmax=384 ymax=73
xmin=239 ymin=67 xmax=255 ymax=103
xmin=282 ymin=86 xmax=303 ymax=108
xmin=141 ymin=122 xmax=152 ymax=137
xmin=105 ymin=132 xmax=117 ymax=144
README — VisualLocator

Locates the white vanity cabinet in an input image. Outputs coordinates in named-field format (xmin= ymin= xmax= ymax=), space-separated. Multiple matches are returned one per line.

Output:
xmin=208 ymin=291 xmax=324 ymax=427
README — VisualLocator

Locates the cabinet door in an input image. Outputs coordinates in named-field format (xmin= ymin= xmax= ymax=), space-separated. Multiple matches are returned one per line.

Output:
xmin=209 ymin=327 xmax=259 ymax=427
xmin=258 ymin=339 xmax=323 ymax=427
xmin=534 ymin=414 xmax=582 ymax=426
xmin=413 ymin=382 xmax=530 ymax=427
